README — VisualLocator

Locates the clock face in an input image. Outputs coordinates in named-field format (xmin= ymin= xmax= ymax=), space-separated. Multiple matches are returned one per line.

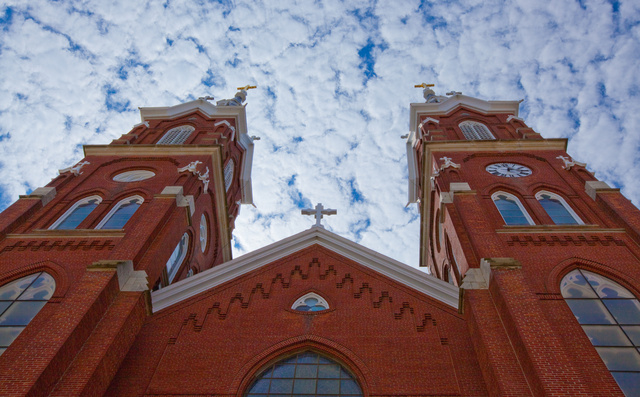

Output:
xmin=486 ymin=163 xmax=532 ymax=177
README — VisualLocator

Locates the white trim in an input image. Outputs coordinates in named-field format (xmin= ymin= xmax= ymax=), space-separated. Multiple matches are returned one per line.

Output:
xmin=214 ymin=120 xmax=236 ymax=141
xmin=95 ymin=195 xmax=144 ymax=229
xmin=113 ymin=170 xmax=155 ymax=182
xmin=506 ymin=115 xmax=524 ymax=123
xmin=151 ymin=227 xmax=459 ymax=312
xmin=291 ymin=292 xmax=330 ymax=311
xmin=491 ymin=192 xmax=534 ymax=226
xmin=49 ymin=195 xmax=102 ymax=230
xmin=535 ymin=190 xmax=584 ymax=225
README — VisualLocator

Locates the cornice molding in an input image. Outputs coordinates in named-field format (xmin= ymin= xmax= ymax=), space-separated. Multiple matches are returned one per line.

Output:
xmin=151 ymin=227 xmax=459 ymax=312
xmin=423 ymin=138 xmax=568 ymax=152
xmin=496 ymin=225 xmax=625 ymax=234
xmin=83 ymin=144 xmax=221 ymax=157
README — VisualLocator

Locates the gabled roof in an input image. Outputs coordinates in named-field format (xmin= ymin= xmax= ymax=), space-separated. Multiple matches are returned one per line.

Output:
xmin=151 ymin=226 xmax=459 ymax=312
xmin=138 ymin=99 xmax=254 ymax=205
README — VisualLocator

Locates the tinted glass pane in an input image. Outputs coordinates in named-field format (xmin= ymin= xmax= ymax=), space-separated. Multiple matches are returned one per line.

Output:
xmin=495 ymin=197 xmax=529 ymax=225
xmin=310 ymin=305 xmax=327 ymax=311
xmin=341 ymin=380 xmax=361 ymax=394
xmin=102 ymin=200 xmax=140 ymax=229
xmin=623 ymin=326 xmax=640 ymax=346
xmin=0 ymin=327 xmax=24 ymax=347
xmin=319 ymin=365 xmax=341 ymax=378
xmin=272 ymin=364 xmax=295 ymax=378
xmin=603 ymin=300 xmax=640 ymax=324
xmin=293 ymin=379 xmax=316 ymax=393
xmin=560 ymin=270 xmax=598 ymax=298
xmin=317 ymin=379 xmax=340 ymax=394
xmin=596 ymin=347 xmax=640 ymax=371
xmin=18 ymin=273 xmax=55 ymax=300
xmin=582 ymin=325 xmax=632 ymax=346
xmin=0 ymin=302 xmax=11 ymax=316
xmin=295 ymin=365 xmax=317 ymax=378
xmin=583 ymin=271 xmax=634 ymax=298
xmin=269 ymin=379 xmax=293 ymax=393
xmin=612 ymin=372 xmax=640 ymax=397
xmin=0 ymin=274 xmax=38 ymax=300
xmin=0 ymin=301 xmax=47 ymax=325
xmin=297 ymin=352 xmax=318 ymax=363
xmin=565 ymin=299 xmax=615 ymax=324
xmin=539 ymin=197 xmax=578 ymax=224
xmin=248 ymin=379 xmax=270 ymax=393
xmin=56 ymin=200 xmax=98 ymax=229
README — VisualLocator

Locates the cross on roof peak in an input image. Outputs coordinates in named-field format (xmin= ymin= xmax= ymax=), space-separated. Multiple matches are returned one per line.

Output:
xmin=301 ymin=203 xmax=337 ymax=228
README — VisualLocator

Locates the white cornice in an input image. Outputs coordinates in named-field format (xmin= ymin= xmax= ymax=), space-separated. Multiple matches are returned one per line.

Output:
xmin=138 ymin=99 xmax=254 ymax=205
xmin=409 ymin=95 xmax=522 ymax=133
xmin=151 ymin=227 xmax=459 ymax=312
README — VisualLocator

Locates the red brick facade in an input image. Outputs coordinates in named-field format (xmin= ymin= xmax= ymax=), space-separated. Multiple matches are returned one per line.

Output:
xmin=0 ymin=94 xmax=636 ymax=395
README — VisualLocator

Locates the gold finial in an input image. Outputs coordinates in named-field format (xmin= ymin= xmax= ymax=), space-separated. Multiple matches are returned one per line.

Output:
xmin=414 ymin=83 xmax=435 ymax=89
xmin=236 ymin=85 xmax=257 ymax=91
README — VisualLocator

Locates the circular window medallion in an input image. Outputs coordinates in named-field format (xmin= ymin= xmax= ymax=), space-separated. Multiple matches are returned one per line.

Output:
xmin=485 ymin=163 xmax=532 ymax=177
xmin=200 ymin=214 xmax=208 ymax=253
xmin=113 ymin=170 xmax=155 ymax=182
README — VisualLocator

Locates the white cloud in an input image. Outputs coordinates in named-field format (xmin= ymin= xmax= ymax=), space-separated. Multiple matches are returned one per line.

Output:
xmin=0 ymin=0 xmax=639 ymax=272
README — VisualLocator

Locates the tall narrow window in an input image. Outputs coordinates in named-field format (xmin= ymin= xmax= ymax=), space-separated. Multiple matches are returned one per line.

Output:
xmin=96 ymin=195 xmax=143 ymax=229
xmin=157 ymin=125 xmax=195 ymax=145
xmin=245 ymin=351 xmax=363 ymax=396
xmin=0 ymin=272 xmax=55 ymax=356
xmin=492 ymin=192 xmax=534 ymax=225
xmin=561 ymin=269 xmax=640 ymax=395
xmin=536 ymin=191 xmax=583 ymax=225
xmin=459 ymin=121 xmax=495 ymax=140
xmin=49 ymin=195 xmax=102 ymax=230
xmin=224 ymin=159 xmax=235 ymax=191
xmin=166 ymin=233 xmax=189 ymax=283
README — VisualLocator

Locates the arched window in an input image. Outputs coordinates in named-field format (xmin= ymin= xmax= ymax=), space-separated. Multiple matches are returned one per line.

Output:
xmin=245 ymin=351 xmax=363 ymax=396
xmin=96 ymin=195 xmax=143 ymax=229
xmin=459 ymin=121 xmax=495 ymax=140
xmin=492 ymin=192 xmax=534 ymax=225
xmin=199 ymin=214 xmax=208 ymax=253
xmin=561 ymin=269 xmax=640 ymax=395
xmin=49 ymin=195 xmax=102 ymax=230
xmin=536 ymin=191 xmax=583 ymax=225
xmin=166 ymin=233 xmax=189 ymax=283
xmin=292 ymin=293 xmax=329 ymax=312
xmin=0 ymin=272 xmax=55 ymax=356
xmin=224 ymin=159 xmax=235 ymax=191
xmin=157 ymin=125 xmax=195 ymax=145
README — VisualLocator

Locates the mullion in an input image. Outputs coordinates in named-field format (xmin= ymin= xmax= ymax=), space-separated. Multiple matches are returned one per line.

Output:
xmin=0 ymin=272 xmax=42 ymax=318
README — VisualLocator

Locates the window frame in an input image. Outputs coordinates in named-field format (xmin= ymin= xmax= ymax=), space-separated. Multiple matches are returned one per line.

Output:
xmin=224 ymin=158 xmax=235 ymax=191
xmin=459 ymin=120 xmax=495 ymax=140
xmin=166 ymin=232 xmax=190 ymax=284
xmin=95 ymin=195 xmax=144 ymax=230
xmin=561 ymin=268 xmax=640 ymax=395
xmin=157 ymin=125 xmax=195 ymax=145
xmin=49 ymin=195 xmax=102 ymax=230
xmin=491 ymin=191 xmax=535 ymax=226
xmin=535 ymin=190 xmax=584 ymax=225
xmin=291 ymin=292 xmax=330 ymax=312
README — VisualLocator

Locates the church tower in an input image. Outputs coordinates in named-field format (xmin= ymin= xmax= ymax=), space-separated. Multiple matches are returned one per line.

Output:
xmin=0 ymin=89 xmax=255 ymax=395
xmin=406 ymin=85 xmax=640 ymax=395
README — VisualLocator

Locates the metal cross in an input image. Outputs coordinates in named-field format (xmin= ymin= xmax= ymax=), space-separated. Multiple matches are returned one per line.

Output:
xmin=301 ymin=203 xmax=337 ymax=228
xmin=236 ymin=84 xmax=257 ymax=91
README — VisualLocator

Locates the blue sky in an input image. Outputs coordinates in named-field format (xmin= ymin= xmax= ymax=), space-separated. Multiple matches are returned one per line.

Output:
xmin=0 ymin=0 xmax=639 ymax=268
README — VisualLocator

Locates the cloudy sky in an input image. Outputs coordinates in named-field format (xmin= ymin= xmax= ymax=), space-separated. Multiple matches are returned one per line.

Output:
xmin=0 ymin=0 xmax=638 ymax=269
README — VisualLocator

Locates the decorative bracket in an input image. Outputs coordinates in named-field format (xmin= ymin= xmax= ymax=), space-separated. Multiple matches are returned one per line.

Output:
xmin=557 ymin=155 xmax=586 ymax=170
xmin=177 ymin=161 xmax=209 ymax=192
xmin=59 ymin=161 xmax=90 ymax=176
xmin=439 ymin=157 xmax=461 ymax=171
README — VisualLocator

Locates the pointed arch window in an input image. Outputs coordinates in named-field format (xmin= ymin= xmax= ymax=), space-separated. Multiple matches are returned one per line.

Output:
xmin=0 ymin=272 xmax=55 ymax=356
xmin=561 ymin=269 xmax=640 ymax=395
xmin=292 ymin=293 xmax=329 ymax=312
xmin=536 ymin=191 xmax=583 ymax=225
xmin=459 ymin=121 xmax=495 ymax=140
xmin=157 ymin=125 xmax=195 ymax=145
xmin=224 ymin=159 xmax=235 ymax=191
xmin=96 ymin=195 xmax=143 ymax=229
xmin=492 ymin=192 xmax=534 ymax=225
xmin=166 ymin=233 xmax=189 ymax=284
xmin=49 ymin=195 xmax=102 ymax=230
xmin=245 ymin=351 xmax=363 ymax=396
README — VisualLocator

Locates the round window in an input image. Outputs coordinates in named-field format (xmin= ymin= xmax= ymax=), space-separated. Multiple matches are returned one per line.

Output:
xmin=113 ymin=170 xmax=155 ymax=182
